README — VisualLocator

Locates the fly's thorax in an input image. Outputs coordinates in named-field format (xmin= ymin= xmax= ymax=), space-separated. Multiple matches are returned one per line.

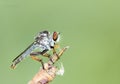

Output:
xmin=34 ymin=37 xmax=51 ymax=51
xmin=34 ymin=31 xmax=60 ymax=51
xmin=34 ymin=30 xmax=50 ymax=41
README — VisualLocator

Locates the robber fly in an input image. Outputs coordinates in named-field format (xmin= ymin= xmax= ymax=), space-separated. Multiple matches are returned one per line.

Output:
xmin=11 ymin=30 xmax=60 ymax=69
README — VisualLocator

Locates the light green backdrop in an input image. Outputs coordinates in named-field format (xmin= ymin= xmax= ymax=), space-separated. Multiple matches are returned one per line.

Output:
xmin=0 ymin=0 xmax=120 ymax=84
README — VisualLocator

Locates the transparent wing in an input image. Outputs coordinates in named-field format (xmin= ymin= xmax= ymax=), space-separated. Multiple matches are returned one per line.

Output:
xmin=11 ymin=42 xmax=38 ymax=69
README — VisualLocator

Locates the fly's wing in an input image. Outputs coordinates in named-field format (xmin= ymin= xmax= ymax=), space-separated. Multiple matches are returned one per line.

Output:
xmin=11 ymin=42 xmax=38 ymax=69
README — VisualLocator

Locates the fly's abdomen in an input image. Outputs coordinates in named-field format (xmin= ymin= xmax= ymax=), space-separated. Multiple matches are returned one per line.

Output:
xmin=11 ymin=42 xmax=37 ymax=69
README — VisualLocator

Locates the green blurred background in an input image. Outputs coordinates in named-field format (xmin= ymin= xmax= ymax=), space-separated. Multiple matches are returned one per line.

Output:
xmin=0 ymin=0 xmax=120 ymax=84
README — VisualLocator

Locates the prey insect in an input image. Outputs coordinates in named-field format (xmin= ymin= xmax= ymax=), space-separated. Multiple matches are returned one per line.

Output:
xmin=11 ymin=30 xmax=60 ymax=69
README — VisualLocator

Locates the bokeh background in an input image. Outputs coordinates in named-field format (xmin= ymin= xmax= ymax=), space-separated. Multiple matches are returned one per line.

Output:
xmin=0 ymin=0 xmax=120 ymax=84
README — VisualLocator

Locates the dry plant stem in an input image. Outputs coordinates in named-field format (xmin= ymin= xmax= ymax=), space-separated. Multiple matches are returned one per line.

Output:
xmin=28 ymin=46 xmax=69 ymax=84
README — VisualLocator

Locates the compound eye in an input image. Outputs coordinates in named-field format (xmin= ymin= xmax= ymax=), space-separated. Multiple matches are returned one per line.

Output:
xmin=53 ymin=32 xmax=58 ymax=41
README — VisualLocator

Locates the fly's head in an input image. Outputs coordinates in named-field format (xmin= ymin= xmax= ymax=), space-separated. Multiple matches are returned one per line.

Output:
xmin=52 ymin=31 xmax=60 ymax=43
xmin=50 ymin=31 xmax=60 ymax=49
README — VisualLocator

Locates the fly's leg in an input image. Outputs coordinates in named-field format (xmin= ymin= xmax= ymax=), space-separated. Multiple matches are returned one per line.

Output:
xmin=57 ymin=46 xmax=68 ymax=56
xmin=30 ymin=49 xmax=50 ymax=57
xmin=50 ymin=46 xmax=69 ymax=63
xmin=30 ymin=55 xmax=45 ymax=69
xmin=30 ymin=49 xmax=54 ymax=64
xmin=41 ymin=50 xmax=54 ymax=64
xmin=30 ymin=50 xmax=49 ymax=69
xmin=40 ymin=49 xmax=50 ymax=58
xmin=52 ymin=44 xmax=60 ymax=60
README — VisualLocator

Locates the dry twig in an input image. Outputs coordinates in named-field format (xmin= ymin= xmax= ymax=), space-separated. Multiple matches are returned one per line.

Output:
xmin=28 ymin=46 xmax=69 ymax=84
